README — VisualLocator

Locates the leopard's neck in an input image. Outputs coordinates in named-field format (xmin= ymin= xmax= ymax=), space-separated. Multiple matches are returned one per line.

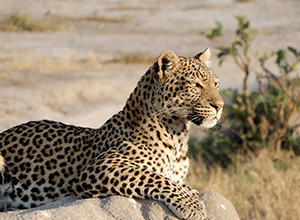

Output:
xmin=121 ymin=68 xmax=191 ymax=152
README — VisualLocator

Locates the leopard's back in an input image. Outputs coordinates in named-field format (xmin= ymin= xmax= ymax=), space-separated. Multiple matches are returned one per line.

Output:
xmin=0 ymin=120 xmax=94 ymax=210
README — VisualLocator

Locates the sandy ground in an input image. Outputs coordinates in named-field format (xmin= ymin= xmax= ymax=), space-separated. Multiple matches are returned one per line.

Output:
xmin=1 ymin=0 xmax=299 ymax=132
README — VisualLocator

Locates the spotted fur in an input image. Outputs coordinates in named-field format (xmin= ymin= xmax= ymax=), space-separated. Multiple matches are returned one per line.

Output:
xmin=0 ymin=48 xmax=223 ymax=220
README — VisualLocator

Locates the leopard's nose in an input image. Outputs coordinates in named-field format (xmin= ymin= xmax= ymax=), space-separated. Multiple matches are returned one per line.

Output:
xmin=210 ymin=102 xmax=224 ymax=112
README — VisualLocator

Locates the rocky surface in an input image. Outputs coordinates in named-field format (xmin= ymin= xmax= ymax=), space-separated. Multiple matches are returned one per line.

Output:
xmin=0 ymin=191 xmax=239 ymax=220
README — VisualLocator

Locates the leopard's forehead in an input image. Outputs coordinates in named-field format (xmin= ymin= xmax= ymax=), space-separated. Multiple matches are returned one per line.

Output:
xmin=177 ymin=56 xmax=217 ymax=82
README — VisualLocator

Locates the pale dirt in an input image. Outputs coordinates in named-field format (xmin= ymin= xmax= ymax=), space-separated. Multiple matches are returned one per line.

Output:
xmin=0 ymin=0 xmax=299 ymax=219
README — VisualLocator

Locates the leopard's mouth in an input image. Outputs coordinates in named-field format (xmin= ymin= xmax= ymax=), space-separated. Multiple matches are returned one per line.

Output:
xmin=187 ymin=114 xmax=203 ymax=126
xmin=187 ymin=113 xmax=219 ymax=128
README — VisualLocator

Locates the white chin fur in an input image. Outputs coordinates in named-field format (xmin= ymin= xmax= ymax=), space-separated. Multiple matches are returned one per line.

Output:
xmin=201 ymin=118 xmax=218 ymax=128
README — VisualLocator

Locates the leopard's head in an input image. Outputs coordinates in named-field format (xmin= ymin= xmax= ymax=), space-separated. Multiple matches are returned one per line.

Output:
xmin=152 ymin=48 xmax=224 ymax=128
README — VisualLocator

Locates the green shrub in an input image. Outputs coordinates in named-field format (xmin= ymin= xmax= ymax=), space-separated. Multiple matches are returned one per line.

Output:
xmin=190 ymin=16 xmax=300 ymax=166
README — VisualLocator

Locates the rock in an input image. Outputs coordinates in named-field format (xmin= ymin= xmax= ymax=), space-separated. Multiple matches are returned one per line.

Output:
xmin=0 ymin=191 xmax=239 ymax=220
xmin=199 ymin=191 xmax=240 ymax=220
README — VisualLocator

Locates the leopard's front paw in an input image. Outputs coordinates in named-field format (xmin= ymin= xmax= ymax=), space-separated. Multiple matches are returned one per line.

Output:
xmin=170 ymin=196 xmax=207 ymax=220
xmin=181 ymin=184 xmax=200 ymax=197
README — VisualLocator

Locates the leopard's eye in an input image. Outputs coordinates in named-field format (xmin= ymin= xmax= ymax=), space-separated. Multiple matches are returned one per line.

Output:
xmin=195 ymin=83 xmax=203 ymax=89
xmin=190 ymin=82 xmax=203 ymax=89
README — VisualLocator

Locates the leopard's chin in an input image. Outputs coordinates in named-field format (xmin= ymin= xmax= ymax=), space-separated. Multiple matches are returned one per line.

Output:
xmin=187 ymin=114 xmax=218 ymax=128
xmin=200 ymin=117 xmax=218 ymax=128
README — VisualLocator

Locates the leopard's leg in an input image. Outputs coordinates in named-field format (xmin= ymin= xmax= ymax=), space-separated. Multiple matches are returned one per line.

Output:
xmin=181 ymin=183 xmax=199 ymax=197
xmin=73 ymin=155 xmax=207 ymax=220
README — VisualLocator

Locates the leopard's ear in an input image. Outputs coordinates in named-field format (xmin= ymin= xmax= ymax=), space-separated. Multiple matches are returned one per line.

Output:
xmin=157 ymin=50 xmax=180 ymax=81
xmin=194 ymin=48 xmax=211 ymax=66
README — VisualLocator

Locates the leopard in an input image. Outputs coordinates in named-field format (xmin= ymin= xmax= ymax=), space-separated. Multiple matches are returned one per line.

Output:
xmin=0 ymin=48 xmax=224 ymax=220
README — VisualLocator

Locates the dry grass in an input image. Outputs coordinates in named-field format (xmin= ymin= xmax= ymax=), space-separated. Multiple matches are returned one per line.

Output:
xmin=110 ymin=52 xmax=156 ymax=64
xmin=235 ymin=0 xmax=256 ymax=2
xmin=187 ymin=149 xmax=300 ymax=220
xmin=0 ymin=11 xmax=131 ymax=32
xmin=0 ymin=52 xmax=155 ymax=74
xmin=0 ymin=51 xmax=155 ymax=76
xmin=0 ymin=12 xmax=56 ymax=32
xmin=1 ymin=54 xmax=103 ymax=73
xmin=77 ymin=11 xmax=132 ymax=23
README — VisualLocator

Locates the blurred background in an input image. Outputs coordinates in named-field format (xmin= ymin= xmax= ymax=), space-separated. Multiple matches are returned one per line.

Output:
xmin=0 ymin=0 xmax=299 ymax=219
